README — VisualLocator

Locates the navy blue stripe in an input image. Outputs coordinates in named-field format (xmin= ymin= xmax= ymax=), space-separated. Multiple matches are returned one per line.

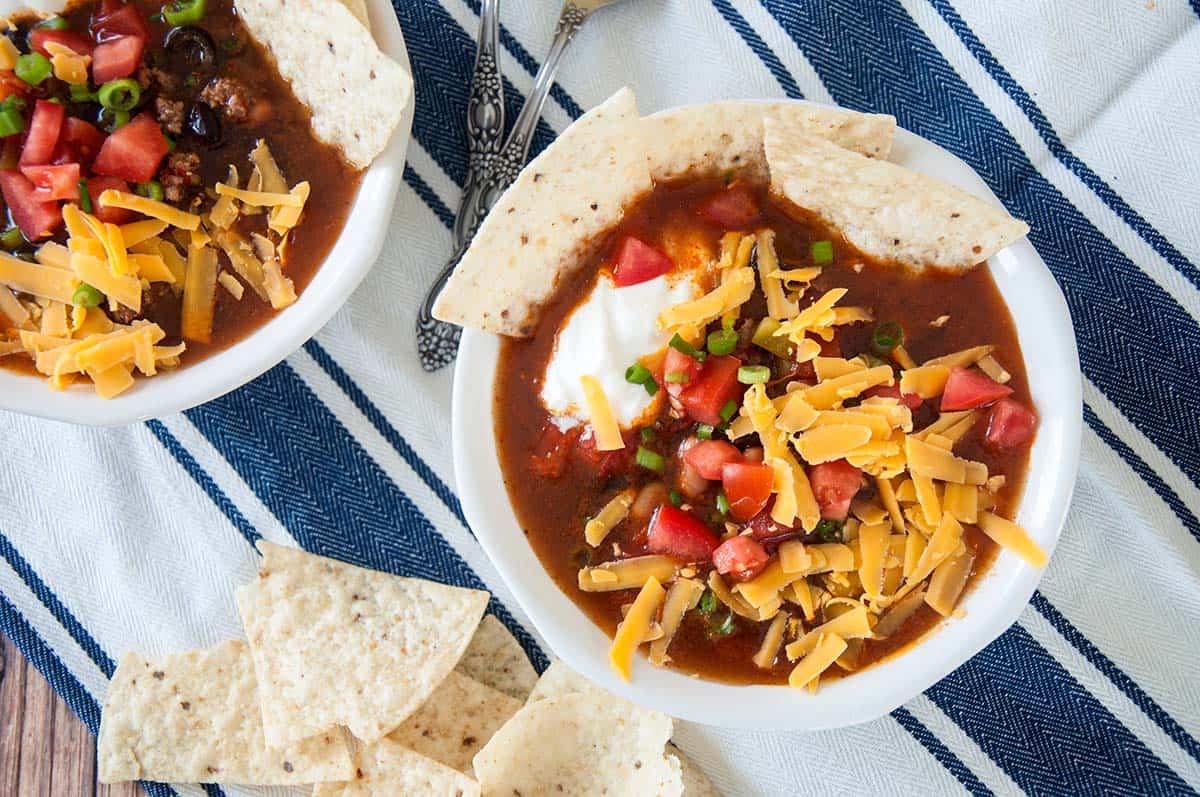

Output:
xmin=1083 ymin=403 xmax=1200 ymax=545
xmin=759 ymin=0 xmax=1200 ymax=488
xmin=146 ymin=419 xmax=260 ymax=547
xmin=404 ymin=164 xmax=455 ymax=229
xmin=392 ymin=0 xmax=558 ymax=187
xmin=710 ymin=0 xmax=804 ymax=99
xmin=926 ymin=623 xmax=1190 ymax=794
xmin=928 ymin=0 xmax=1200 ymax=290
xmin=303 ymin=339 xmax=469 ymax=529
xmin=1030 ymin=591 xmax=1200 ymax=766
xmin=891 ymin=706 xmax=993 ymax=796
xmin=0 ymin=592 xmax=180 ymax=797
xmin=183 ymin=360 xmax=549 ymax=672
xmin=0 ymin=532 xmax=115 ymax=677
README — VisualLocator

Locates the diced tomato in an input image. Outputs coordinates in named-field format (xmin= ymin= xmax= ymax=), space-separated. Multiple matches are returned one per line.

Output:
xmin=712 ymin=536 xmax=770 ymax=582
xmin=92 ymin=112 xmax=167 ymax=183
xmin=0 ymin=171 xmax=62 ymax=240
xmin=90 ymin=0 xmax=149 ymax=42
xmin=21 ymin=163 xmax=80 ymax=201
xmin=746 ymin=504 xmax=795 ymax=541
xmin=0 ymin=73 xmax=27 ymax=102
xmin=611 ymin=236 xmax=673 ymax=287
xmin=698 ymin=184 xmax=759 ymax=229
xmin=19 ymin=100 xmax=65 ymax=167
xmin=985 ymin=398 xmax=1037 ymax=449
xmin=661 ymin=346 xmax=704 ymax=398
xmin=721 ymin=462 xmax=774 ymax=521
xmin=678 ymin=355 xmax=744 ymax=426
xmin=29 ymin=29 xmax=95 ymax=57
xmin=85 ymin=175 xmax=136 ymax=223
xmin=940 ymin=366 xmax=1013 ymax=411
xmin=682 ymin=439 xmax=741 ymax=480
xmin=863 ymin=384 xmax=923 ymax=410
xmin=529 ymin=423 xmax=580 ymax=479
xmin=647 ymin=505 xmax=720 ymax=563
xmin=808 ymin=459 xmax=862 ymax=521
xmin=58 ymin=118 xmax=106 ymax=170
xmin=576 ymin=431 xmax=633 ymax=480
xmin=92 ymin=35 xmax=145 ymax=84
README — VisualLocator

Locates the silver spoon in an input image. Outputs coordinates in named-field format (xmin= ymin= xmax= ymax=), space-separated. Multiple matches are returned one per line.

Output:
xmin=416 ymin=0 xmax=625 ymax=373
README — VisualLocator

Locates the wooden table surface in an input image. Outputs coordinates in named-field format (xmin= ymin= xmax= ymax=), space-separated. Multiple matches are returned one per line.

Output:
xmin=1 ymin=632 xmax=139 ymax=797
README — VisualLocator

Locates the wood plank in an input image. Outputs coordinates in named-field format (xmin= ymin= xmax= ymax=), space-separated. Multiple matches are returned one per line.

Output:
xmin=18 ymin=638 xmax=57 ymax=797
xmin=0 ymin=633 xmax=28 ymax=796
xmin=98 ymin=782 xmax=143 ymax=797
xmin=52 ymin=687 xmax=96 ymax=795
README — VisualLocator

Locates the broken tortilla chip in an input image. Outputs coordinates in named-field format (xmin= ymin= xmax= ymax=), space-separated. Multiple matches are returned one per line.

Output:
xmin=313 ymin=739 xmax=481 ymax=797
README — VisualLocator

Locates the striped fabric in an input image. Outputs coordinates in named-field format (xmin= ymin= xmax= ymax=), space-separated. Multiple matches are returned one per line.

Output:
xmin=2 ymin=0 xmax=1198 ymax=794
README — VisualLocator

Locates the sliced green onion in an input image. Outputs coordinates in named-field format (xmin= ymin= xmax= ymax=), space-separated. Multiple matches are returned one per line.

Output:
xmin=78 ymin=179 xmax=92 ymax=213
xmin=135 ymin=180 xmax=164 ymax=201
xmin=870 ymin=321 xmax=905 ymax=355
xmin=72 ymin=283 xmax=104 ymax=308
xmin=810 ymin=239 xmax=834 ymax=265
xmin=664 ymin=371 xmax=689 ymax=384
xmin=0 ymin=226 xmax=24 ymax=250
xmin=639 ymin=427 xmax=655 ymax=444
xmin=97 ymin=78 xmax=141 ymax=111
xmin=635 ymin=446 xmax=665 ymax=473
xmin=668 ymin=332 xmax=706 ymax=362
xmin=571 ymin=545 xmax=592 ymax=568
xmin=719 ymin=399 xmax=738 ymax=424
xmin=697 ymin=588 xmax=717 ymax=615
xmin=99 ymin=107 xmax=131 ymax=131
xmin=706 ymin=611 xmax=736 ymax=638
xmin=695 ymin=424 xmax=714 ymax=441
xmin=69 ymin=84 xmax=97 ymax=103
xmin=164 ymin=134 xmax=177 ymax=153
xmin=15 ymin=53 xmax=52 ymax=86
xmin=35 ymin=15 xmax=69 ymax=30
xmin=865 ymin=353 xmax=887 ymax=368
xmin=148 ymin=11 xmax=165 ymax=23
xmin=0 ymin=105 xmax=25 ymax=138
xmin=715 ymin=492 xmax=731 ymax=516
xmin=624 ymin=362 xmax=652 ymax=385
xmin=643 ymin=379 xmax=659 ymax=397
xmin=706 ymin=327 xmax=738 ymax=356
xmin=814 ymin=518 xmax=844 ymax=543
xmin=737 ymin=365 xmax=770 ymax=384
xmin=163 ymin=0 xmax=207 ymax=26
xmin=751 ymin=317 xmax=792 ymax=359
xmin=668 ymin=489 xmax=683 ymax=508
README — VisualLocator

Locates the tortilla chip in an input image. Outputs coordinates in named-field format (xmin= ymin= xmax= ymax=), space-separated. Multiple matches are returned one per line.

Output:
xmin=97 ymin=641 xmax=353 ymax=785
xmin=472 ymin=693 xmax=682 ymax=796
xmin=763 ymin=117 xmax=1029 ymax=270
xmin=387 ymin=671 xmax=522 ymax=774
xmin=455 ymin=615 xmax=538 ymax=700
xmin=434 ymin=87 xmax=652 ymax=336
xmin=644 ymin=100 xmax=896 ymax=182
xmin=670 ymin=743 xmax=722 ymax=797
xmin=235 ymin=0 xmax=411 ymax=169
xmin=236 ymin=541 xmax=489 ymax=748
xmin=314 ymin=739 xmax=481 ymax=797
xmin=336 ymin=0 xmax=370 ymax=27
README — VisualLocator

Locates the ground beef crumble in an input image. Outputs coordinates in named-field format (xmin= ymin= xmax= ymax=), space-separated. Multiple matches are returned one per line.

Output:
xmin=158 ymin=151 xmax=202 ymax=203
xmin=155 ymin=97 xmax=185 ymax=135
xmin=198 ymin=77 xmax=251 ymax=122
xmin=108 ymin=283 xmax=175 ymax=327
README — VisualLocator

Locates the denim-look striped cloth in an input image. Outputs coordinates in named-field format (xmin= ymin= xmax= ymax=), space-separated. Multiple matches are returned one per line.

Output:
xmin=2 ymin=1 xmax=1199 ymax=795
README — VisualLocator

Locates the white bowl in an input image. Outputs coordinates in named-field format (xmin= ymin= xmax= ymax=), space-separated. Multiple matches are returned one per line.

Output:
xmin=453 ymin=107 xmax=1082 ymax=730
xmin=0 ymin=0 xmax=413 ymax=426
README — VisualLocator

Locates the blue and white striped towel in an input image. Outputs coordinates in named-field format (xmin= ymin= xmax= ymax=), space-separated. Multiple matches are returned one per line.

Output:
xmin=3 ymin=1 xmax=1199 ymax=795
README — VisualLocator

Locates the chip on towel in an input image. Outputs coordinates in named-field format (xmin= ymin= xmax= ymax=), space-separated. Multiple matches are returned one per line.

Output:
xmin=472 ymin=692 xmax=682 ymax=796
xmin=235 ymin=0 xmax=411 ymax=168
xmin=96 ymin=640 xmax=353 ymax=785
xmin=313 ymin=739 xmax=481 ymax=797
xmin=236 ymin=541 xmax=490 ymax=747
xmin=336 ymin=0 xmax=370 ymax=27
xmin=387 ymin=671 xmax=522 ymax=774
xmin=455 ymin=615 xmax=538 ymax=700
xmin=763 ymin=117 xmax=1029 ymax=271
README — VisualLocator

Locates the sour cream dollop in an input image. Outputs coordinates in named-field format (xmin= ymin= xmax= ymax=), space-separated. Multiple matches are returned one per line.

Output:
xmin=541 ymin=274 xmax=698 ymax=430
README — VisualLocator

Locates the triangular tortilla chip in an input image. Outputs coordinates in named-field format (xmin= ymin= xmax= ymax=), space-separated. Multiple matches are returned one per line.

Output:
xmin=763 ymin=115 xmax=1028 ymax=270
xmin=455 ymin=615 xmax=539 ymax=700
xmin=644 ymin=100 xmax=896 ymax=182
xmin=472 ymin=693 xmax=682 ymax=797
xmin=313 ymin=739 xmax=481 ymax=797
xmin=387 ymin=671 xmax=522 ymax=774
xmin=97 ymin=641 xmax=353 ymax=785
xmin=236 ymin=541 xmax=489 ymax=747
xmin=434 ymin=87 xmax=652 ymax=336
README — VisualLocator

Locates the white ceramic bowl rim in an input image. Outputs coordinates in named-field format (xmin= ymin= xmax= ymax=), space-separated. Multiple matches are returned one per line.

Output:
xmin=453 ymin=100 xmax=1082 ymax=731
xmin=0 ymin=0 xmax=413 ymax=426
